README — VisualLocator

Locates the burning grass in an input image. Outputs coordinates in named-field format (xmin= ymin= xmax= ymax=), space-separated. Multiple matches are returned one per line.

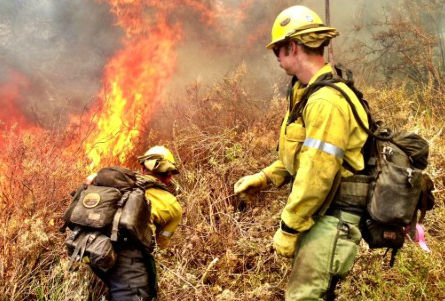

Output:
xmin=0 ymin=69 xmax=444 ymax=301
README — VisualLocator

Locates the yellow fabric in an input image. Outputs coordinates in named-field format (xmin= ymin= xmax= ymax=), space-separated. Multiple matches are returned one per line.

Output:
xmin=145 ymin=187 xmax=182 ymax=248
xmin=263 ymin=64 xmax=368 ymax=232
xmin=293 ymin=30 xmax=339 ymax=48
xmin=273 ymin=228 xmax=300 ymax=258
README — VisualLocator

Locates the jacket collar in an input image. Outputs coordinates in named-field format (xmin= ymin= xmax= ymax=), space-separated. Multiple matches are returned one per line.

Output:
xmin=308 ymin=63 xmax=332 ymax=86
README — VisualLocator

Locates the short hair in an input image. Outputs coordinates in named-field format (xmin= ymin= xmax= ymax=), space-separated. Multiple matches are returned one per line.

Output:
xmin=301 ymin=43 xmax=325 ymax=56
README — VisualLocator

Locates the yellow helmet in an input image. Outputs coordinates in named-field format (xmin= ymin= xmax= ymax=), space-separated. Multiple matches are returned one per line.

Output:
xmin=266 ymin=5 xmax=337 ymax=49
xmin=137 ymin=145 xmax=179 ymax=174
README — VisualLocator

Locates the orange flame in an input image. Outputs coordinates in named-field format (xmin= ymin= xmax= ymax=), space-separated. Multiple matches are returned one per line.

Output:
xmin=83 ymin=1 xmax=182 ymax=170
xmin=0 ymin=71 xmax=44 ymax=188
xmin=0 ymin=71 xmax=36 ymax=134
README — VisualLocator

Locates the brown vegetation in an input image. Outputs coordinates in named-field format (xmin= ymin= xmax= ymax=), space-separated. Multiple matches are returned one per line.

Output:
xmin=1 ymin=62 xmax=444 ymax=300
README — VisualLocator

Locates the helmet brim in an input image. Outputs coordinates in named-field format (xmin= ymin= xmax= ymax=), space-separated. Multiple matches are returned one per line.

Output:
xmin=266 ymin=26 xmax=337 ymax=49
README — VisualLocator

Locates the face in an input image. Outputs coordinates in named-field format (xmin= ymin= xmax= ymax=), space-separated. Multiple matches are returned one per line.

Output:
xmin=273 ymin=41 xmax=298 ymax=76
xmin=158 ymin=171 xmax=174 ymax=185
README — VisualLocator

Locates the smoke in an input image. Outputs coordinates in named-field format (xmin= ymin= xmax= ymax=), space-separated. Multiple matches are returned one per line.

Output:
xmin=0 ymin=0 xmax=122 ymax=127
xmin=0 ymin=0 xmax=397 ymax=129
xmin=165 ymin=0 xmax=299 ymax=99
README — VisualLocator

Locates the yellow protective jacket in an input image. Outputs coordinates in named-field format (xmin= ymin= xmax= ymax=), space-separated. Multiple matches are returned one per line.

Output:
xmin=263 ymin=64 xmax=368 ymax=232
xmin=145 ymin=187 xmax=182 ymax=248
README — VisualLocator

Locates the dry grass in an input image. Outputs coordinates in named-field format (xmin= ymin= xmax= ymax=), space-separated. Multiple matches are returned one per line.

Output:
xmin=0 ymin=67 xmax=443 ymax=301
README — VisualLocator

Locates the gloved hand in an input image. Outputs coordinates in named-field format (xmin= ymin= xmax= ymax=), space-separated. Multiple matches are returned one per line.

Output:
xmin=85 ymin=173 xmax=97 ymax=185
xmin=273 ymin=228 xmax=299 ymax=258
xmin=234 ymin=171 xmax=268 ymax=195
xmin=156 ymin=235 xmax=171 ymax=249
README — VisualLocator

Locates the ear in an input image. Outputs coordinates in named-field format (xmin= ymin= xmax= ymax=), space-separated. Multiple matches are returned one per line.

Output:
xmin=289 ymin=40 xmax=299 ymax=55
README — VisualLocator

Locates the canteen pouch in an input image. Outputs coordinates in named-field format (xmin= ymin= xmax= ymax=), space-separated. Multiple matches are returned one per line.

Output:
xmin=119 ymin=189 xmax=153 ymax=253
xmin=368 ymin=160 xmax=422 ymax=225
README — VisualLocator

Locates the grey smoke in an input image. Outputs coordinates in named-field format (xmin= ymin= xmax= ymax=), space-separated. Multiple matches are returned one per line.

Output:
xmin=0 ymin=0 xmax=122 ymax=127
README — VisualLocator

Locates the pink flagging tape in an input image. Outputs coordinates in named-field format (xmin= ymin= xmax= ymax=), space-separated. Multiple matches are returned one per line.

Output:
xmin=406 ymin=223 xmax=431 ymax=253
xmin=415 ymin=223 xmax=431 ymax=253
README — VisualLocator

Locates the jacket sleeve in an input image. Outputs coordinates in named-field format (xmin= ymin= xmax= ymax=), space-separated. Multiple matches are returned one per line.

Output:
xmin=281 ymin=93 xmax=349 ymax=232
xmin=262 ymin=160 xmax=292 ymax=187
xmin=145 ymin=188 xmax=182 ymax=243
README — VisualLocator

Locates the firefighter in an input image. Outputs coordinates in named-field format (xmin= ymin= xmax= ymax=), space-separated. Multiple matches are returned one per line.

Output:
xmin=234 ymin=6 xmax=368 ymax=301
xmin=90 ymin=145 xmax=182 ymax=301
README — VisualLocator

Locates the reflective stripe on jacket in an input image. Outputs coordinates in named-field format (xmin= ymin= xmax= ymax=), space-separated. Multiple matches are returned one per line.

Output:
xmin=263 ymin=64 xmax=368 ymax=232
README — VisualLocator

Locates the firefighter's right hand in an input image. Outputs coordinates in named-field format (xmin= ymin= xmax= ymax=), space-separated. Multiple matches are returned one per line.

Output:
xmin=234 ymin=172 xmax=268 ymax=195
xmin=273 ymin=228 xmax=299 ymax=258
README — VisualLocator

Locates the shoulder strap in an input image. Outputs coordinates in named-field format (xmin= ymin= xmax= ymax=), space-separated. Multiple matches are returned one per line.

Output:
xmin=135 ymin=173 xmax=169 ymax=191
xmin=287 ymin=65 xmax=393 ymax=143
xmin=286 ymin=72 xmax=332 ymax=126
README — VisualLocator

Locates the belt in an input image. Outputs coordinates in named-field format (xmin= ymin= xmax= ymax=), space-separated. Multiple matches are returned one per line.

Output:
xmin=330 ymin=175 xmax=372 ymax=211
xmin=326 ymin=209 xmax=361 ymax=224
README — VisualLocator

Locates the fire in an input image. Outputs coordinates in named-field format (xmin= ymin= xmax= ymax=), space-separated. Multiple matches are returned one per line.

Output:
xmin=82 ymin=0 xmax=252 ymax=170
xmin=0 ymin=71 xmax=38 ymax=137
xmin=0 ymin=1 xmax=263 ymax=176
xmin=0 ymin=71 xmax=44 ymax=192
xmin=83 ymin=1 xmax=182 ymax=170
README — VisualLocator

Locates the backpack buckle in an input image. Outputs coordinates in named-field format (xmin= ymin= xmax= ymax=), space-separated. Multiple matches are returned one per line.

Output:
xmin=406 ymin=168 xmax=414 ymax=187
xmin=382 ymin=146 xmax=394 ymax=161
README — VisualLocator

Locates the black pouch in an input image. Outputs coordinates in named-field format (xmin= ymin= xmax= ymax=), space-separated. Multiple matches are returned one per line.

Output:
xmin=359 ymin=217 xmax=405 ymax=249
xmin=65 ymin=229 xmax=117 ymax=272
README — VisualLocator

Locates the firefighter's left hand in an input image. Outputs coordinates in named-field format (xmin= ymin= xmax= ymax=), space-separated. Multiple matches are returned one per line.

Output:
xmin=156 ymin=235 xmax=171 ymax=249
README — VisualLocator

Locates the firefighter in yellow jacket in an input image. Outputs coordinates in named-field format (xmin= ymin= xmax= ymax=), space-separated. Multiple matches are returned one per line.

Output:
xmin=88 ymin=145 xmax=182 ymax=301
xmin=234 ymin=6 xmax=368 ymax=301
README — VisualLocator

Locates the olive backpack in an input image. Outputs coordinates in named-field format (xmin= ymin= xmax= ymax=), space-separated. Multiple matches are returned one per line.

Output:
xmin=61 ymin=166 xmax=167 ymax=272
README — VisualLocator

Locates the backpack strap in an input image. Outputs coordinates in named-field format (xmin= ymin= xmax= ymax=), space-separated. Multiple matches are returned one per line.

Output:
xmin=110 ymin=191 xmax=131 ymax=242
xmin=135 ymin=173 xmax=169 ymax=191
xmin=384 ymin=247 xmax=399 ymax=267
xmin=67 ymin=232 xmax=90 ymax=271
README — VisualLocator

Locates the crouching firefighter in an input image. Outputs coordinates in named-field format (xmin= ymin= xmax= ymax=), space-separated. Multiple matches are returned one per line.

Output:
xmin=62 ymin=145 xmax=182 ymax=301
xmin=234 ymin=6 xmax=368 ymax=301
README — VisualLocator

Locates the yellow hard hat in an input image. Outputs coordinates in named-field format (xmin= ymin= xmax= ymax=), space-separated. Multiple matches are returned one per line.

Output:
xmin=266 ymin=5 xmax=337 ymax=49
xmin=137 ymin=145 xmax=179 ymax=174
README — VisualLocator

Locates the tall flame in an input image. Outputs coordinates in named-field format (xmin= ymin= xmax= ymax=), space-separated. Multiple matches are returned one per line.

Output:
xmin=83 ymin=1 xmax=182 ymax=170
